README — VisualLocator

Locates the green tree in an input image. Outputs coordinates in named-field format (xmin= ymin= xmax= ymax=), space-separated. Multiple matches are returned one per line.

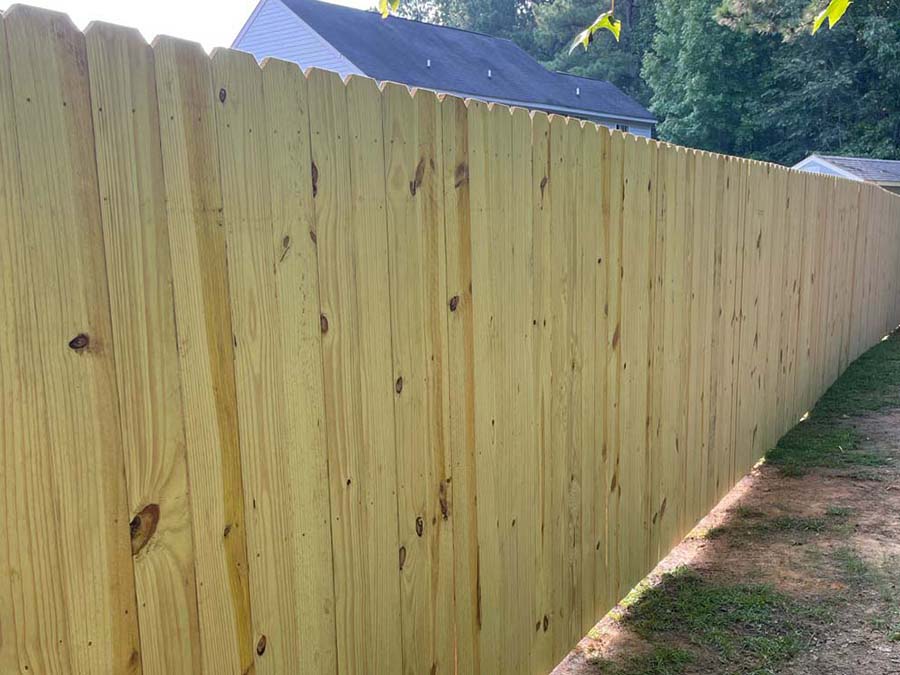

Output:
xmin=643 ymin=0 xmax=775 ymax=156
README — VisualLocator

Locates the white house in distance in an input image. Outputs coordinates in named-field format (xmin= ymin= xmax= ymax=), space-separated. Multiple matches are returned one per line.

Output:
xmin=793 ymin=154 xmax=900 ymax=195
xmin=232 ymin=0 xmax=657 ymax=136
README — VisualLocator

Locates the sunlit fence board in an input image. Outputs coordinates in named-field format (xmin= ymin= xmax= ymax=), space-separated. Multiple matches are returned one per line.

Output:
xmin=3 ymin=10 xmax=900 ymax=674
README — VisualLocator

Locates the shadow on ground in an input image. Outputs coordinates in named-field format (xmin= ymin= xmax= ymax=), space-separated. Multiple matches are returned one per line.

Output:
xmin=554 ymin=332 xmax=900 ymax=675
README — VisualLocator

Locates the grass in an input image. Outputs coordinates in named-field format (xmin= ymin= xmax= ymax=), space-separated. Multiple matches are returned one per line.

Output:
xmin=594 ymin=568 xmax=818 ymax=675
xmin=830 ymin=548 xmax=900 ymax=642
xmin=592 ymin=645 xmax=694 ymax=675
xmin=832 ymin=546 xmax=876 ymax=585
xmin=764 ymin=331 xmax=900 ymax=477
xmin=708 ymin=514 xmax=830 ymax=540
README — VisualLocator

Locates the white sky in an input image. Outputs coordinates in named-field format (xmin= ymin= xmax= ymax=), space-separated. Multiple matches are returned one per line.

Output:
xmin=0 ymin=0 xmax=372 ymax=52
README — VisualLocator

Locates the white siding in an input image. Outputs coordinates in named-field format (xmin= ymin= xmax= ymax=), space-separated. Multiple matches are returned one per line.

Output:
xmin=232 ymin=0 xmax=364 ymax=77
xmin=612 ymin=122 xmax=652 ymax=138
xmin=796 ymin=159 xmax=845 ymax=177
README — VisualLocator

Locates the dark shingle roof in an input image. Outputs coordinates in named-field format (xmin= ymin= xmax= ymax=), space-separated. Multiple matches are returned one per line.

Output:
xmin=817 ymin=155 xmax=900 ymax=183
xmin=279 ymin=0 xmax=656 ymax=123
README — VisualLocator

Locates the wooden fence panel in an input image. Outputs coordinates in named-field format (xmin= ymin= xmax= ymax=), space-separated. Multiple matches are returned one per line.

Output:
xmin=2 ymin=13 xmax=900 ymax=675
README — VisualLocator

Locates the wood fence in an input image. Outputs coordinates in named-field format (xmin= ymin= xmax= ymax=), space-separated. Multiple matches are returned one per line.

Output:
xmin=2 ymin=6 xmax=899 ymax=674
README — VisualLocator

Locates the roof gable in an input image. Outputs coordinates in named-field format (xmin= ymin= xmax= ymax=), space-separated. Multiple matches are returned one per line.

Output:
xmin=277 ymin=0 xmax=655 ymax=122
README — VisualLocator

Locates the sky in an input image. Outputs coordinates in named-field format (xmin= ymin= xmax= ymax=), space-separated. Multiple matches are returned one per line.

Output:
xmin=0 ymin=0 xmax=371 ymax=52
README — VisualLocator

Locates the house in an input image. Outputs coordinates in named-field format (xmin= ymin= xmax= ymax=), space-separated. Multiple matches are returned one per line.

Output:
xmin=232 ymin=0 xmax=657 ymax=136
xmin=793 ymin=154 xmax=900 ymax=195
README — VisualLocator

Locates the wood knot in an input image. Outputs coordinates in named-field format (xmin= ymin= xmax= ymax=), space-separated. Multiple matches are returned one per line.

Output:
xmin=311 ymin=161 xmax=319 ymax=198
xmin=542 ymin=615 xmax=549 ymax=632
xmin=399 ymin=545 xmax=407 ymax=571
xmin=320 ymin=314 xmax=329 ymax=334
xmin=68 ymin=333 xmax=90 ymax=352
xmin=454 ymin=162 xmax=469 ymax=188
xmin=395 ymin=376 xmax=403 ymax=394
xmin=218 ymin=88 xmax=226 ymax=104
xmin=130 ymin=504 xmax=160 ymax=556
xmin=256 ymin=634 xmax=267 ymax=656
xmin=415 ymin=516 xmax=424 ymax=537
xmin=278 ymin=235 xmax=291 ymax=263
xmin=410 ymin=158 xmax=426 ymax=196
xmin=449 ymin=295 xmax=459 ymax=312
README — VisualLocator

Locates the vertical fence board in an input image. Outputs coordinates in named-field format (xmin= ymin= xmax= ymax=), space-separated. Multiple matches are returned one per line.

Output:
xmin=509 ymin=105 xmax=541 ymax=671
xmin=85 ymin=22 xmax=201 ymax=675
xmin=529 ymin=109 xmax=555 ymax=671
xmin=604 ymin=131 xmax=626 ymax=606
xmin=382 ymin=82 xmax=455 ymax=675
xmin=153 ymin=35 xmax=255 ymax=675
xmin=441 ymin=94 xmax=480 ymax=675
xmin=577 ymin=122 xmax=605 ymax=633
xmin=3 ymin=8 xmax=142 ymax=673
xmin=0 ymin=10 xmax=74 ymax=673
xmin=261 ymin=56 xmax=339 ymax=674
xmin=618 ymin=136 xmax=653 ymax=591
xmin=308 ymin=69 xmax=403 ymax=675
xmin=647 ymin=141 xmax=668 ymax=563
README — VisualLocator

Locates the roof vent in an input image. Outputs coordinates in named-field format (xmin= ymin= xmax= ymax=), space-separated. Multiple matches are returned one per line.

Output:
xmin=426 ymin=58 xmax=431 ymax=68
xmin=487 ymin=68 xmax=492 ymax=78
xmin=576 ymin=86 xmax=581 ymax=96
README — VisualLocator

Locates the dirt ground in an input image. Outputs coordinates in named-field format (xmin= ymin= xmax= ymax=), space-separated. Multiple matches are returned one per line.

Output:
xmin=553 ymin=405 xmax=900 ymax=674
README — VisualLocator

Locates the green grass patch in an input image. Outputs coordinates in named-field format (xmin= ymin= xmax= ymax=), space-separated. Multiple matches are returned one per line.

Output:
xmin=613 ymin=567 xmax=817 ymax=674
xmin=832 ymin=546 xmax=877 ymax=586
xmin=764 ymin=330 xmax=900 ymax=477
xmin=592 ymin=645 xmax=694 ymax=675
xmin=809 ymin=331 xmax=900 ymax=418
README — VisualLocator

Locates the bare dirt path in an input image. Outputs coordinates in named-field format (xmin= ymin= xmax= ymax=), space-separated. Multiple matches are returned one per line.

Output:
xmin=553 ymin=333 xmax=900 ymax=675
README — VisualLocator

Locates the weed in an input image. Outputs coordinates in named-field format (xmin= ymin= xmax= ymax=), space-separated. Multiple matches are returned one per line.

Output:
xmin=825 ymin=505 xmax=853 ymax=517
xmin=845 ymin=468 xmax=889 ymax=481
xmin=731 ymin=504 xmax=765 ymax=519
xmin=708 ymin=515 xmax=829 ymax=541
xmin=832 ymin=546 xmax=876 ymax=586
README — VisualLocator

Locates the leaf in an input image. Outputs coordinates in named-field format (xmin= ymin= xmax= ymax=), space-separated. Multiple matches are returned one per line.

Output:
xmin=569 ymin=10 xmax=622 ymax=54
xmin=379 ymin=0 xmax=390 ymax=18
xmin=812 ymin=0 xmax=852 ymax=34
